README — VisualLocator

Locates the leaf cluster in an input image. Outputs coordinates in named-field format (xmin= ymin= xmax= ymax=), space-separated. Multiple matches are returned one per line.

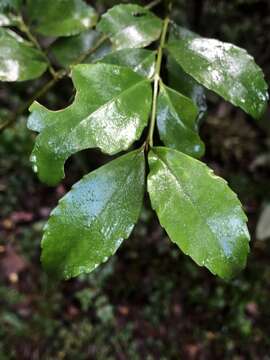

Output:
xmin=0 ymin=1 xmax=268 ymax=281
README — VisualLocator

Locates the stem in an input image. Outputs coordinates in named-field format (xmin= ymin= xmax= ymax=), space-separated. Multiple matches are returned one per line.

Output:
xmin=0 ymin=33 xmax=107 ymax=133
xmin=147 ymin=16 xmax=170 ymax=148
xmin=18 ymin=16 xmax=57 ymax=78
xmin=0 ymin=73 xmax=65 ymax=132
xmin=72 ymin=35 xmax=108 ymax=66
xmin=145 ymin=0 xmax=162 ymax=10
xmin=1 ymin=1 xmax=167 ymax=133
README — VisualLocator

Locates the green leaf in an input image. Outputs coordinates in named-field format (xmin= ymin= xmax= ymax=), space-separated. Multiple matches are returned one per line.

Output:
xmin=97 ymin=4 xmax=162 ymax=50
xmin=51 ymin=33 xmax=156 ymax=78
xmin=27 ymin=63 xmax=152 ymax=185
xmin=157 ymin=83 xmax=205 ymax=158
xmin=167 ymin=35 xmax=268 ymax=120
xmin=169 ymin=22 xmax=197 ymax=42
xmin=98 ymin=49 xmax=156 ymax=78
xmin=167 ymin=23 xmax=207 ymax=122
xmin=147 ymin=147 xmax=250 ymax=280
xmin=27 ymin=0 xmax=98 ymax=37
xmin=51 ymin=30 xmax=111 ymax=68
xmin=167 ymin=56 xmax=207 ymax=123
xmin=42 ymin=150 xmax=145 ymax=280
xmin=0 ymin=29 xmax=48 ymax=82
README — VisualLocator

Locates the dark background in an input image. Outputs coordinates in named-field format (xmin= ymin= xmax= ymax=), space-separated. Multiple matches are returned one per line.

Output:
xmin=1 ymin=0 xmax=270 ymax=358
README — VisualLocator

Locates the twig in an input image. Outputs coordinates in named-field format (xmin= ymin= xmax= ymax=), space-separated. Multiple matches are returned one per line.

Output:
xmin=17 ymin=16 xmax=57 ymax=79
xmin=0 ymin=0 xmax=165 ymax=133
xmin=145 ymin=0 xmax=162 ymax=10
xmin=0 ymin=71 xmax=66 ymax=132
xmin=0 ymin=32 xmax=108 ymax=133
xmin=72 ymin=34 xmax=108 ymax=66
xmin=146 ymin=16 xmax=170 ymax=147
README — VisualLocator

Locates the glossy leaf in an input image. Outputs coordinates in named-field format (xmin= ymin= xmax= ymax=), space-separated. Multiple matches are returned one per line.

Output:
xmin=167 ymin=23 xmax=207 ymax=122
xmin=28 ymin=63 xmax=152 ymax=185
xmin=51 ymin=30 xmax=111 ymax=68
xmin=0 ymin=28 xmax=48 ymax=82
xmin=167 ymin=56 xmax=207 ymax=123
xmin=147 ymin=147 xmax=250 ymax=279
xmin=157 ymin=83 xmax=205 ymax=158
xmin=42 ymin=150 xmax=145 ymax=279
xmin=52 ymin=35 xmax=156 ymax=77
xmin=99 ymin=49 xmax=156 ymax=78
xmin=97 ymin=4 xmax=162 ymax=50
xmin=27 ymin=0 xmax=98 ymax=37
xmin=169 ymin=22 xmax=197 ymax=42
xmin=167 ymin=35 xmax=268 ymax=119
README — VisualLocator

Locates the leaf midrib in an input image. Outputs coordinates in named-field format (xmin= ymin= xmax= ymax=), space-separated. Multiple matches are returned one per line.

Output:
xmin=45 ymin=152 xmax=143 ymax=274
xmin=161 ymin=85 xmax=196 ymax=132
xmin=68 ymin=77 xmax=150 ymax=141
xmin=154 ymin=149 xmax=229 ymax=256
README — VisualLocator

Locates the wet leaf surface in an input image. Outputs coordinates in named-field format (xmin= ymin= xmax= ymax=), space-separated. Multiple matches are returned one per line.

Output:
xmin=51 ymin=30 xmax=109 ymax=68
xmin=147 ymin=147 xmax=250 ymax=279
xmin=97 ymin=4 xmax=162 ymax=50
xmin=28 ymin=63 xmax=152 ymax=185
xmin=167 ymin=34 xmax=268 ymax=119
xmin=98 ymin=48 xmax=156 ymax=78
xmin=27 ymin=0 xmax=97 ymax=37
xmin=41 ymin=150 xmax=145 ymax=279
xmin=167 ymin=56 xmax=207 ymax=123
xmin=0 ymin=28 xmax=47 ymax=82
xmin=157 ymin=83 xmax=205 ymax=158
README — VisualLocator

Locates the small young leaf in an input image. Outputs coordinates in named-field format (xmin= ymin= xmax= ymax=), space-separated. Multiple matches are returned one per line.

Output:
xmin=157 ymin=83 xmax=205 ymax=158
xmin=167 ymin=23 xmax=207 ymax=122
xmin=28 ymin=63 xmax=152 ymax=185
xmin=167 ymin=35 xmax=268 ymax=119
xmin=97 ymin=4 xmax=162 ymax=50
xmin=147 ymin=147 xmax=250 ymax=280
xmin=99 ymin=49 xmax=156 ymax=78
xmin=51 ymin=30 xmax=111 ymax=68
xmin=0 ymin=29 xmax=48 ymax=82
xmin=167 ymin=56 xmax=207 ymax=123
xmin=27 ymin=0 xmax=98 ymax=37
xmin=42 ymin=150 xmax=145 ymax=280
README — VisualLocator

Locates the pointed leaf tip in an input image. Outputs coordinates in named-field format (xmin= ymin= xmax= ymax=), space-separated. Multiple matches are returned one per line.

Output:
xmin=42 ymin=150 xmax=145 ymax=279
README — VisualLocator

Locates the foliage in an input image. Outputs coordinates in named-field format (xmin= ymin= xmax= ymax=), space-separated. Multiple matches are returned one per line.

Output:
xmin=0 ymin=0 xmax=268 ymax=281
xmin=0 ymin=29 xmax=48 ymax=81
xmin=1 ymin=148 xmax=270 ymax=358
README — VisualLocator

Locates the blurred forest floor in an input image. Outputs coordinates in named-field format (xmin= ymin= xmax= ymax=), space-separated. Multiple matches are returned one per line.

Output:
xmin=1 ymin=0 xmax=270 ymax=359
